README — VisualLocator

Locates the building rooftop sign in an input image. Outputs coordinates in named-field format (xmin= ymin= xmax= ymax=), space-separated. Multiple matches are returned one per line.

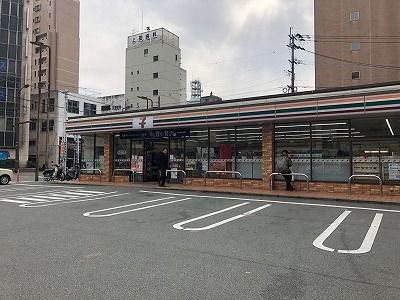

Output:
xmin=127 ymin=28 xmax=179 ymax=49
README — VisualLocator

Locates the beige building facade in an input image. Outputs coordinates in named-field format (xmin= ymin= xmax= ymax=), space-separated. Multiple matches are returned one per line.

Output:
xmin=314 ymin=0 xmax=400 ymax=89
xmin=18 ymin=0 xmax=80 ymax=167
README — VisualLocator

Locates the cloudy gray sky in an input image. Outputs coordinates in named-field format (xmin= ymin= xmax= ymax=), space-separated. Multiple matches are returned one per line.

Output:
xmin=79 ymin=0 xmax=314 ymax=99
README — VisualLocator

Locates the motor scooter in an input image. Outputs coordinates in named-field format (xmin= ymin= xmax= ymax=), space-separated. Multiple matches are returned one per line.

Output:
xmin=64 ymin=164 xmax=80 ymax=181
xmin=43 ymin=164 xmax=65 ymax=181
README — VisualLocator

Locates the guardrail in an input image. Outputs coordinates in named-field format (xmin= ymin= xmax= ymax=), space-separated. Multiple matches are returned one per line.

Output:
xmin=348 ymin=174 xmax=383 ymax=196
xmin=204 ymin=171 xmax=243 ymax=189
xmin=79 ymin=169 xmax=102 ymax=182
xmin=269 ymin=172 xmax=310 ymax=191
xmin=166 ymin=169 xmax=187 ymax=185
xmin=112 ymin=169 xmax=139 ymax=183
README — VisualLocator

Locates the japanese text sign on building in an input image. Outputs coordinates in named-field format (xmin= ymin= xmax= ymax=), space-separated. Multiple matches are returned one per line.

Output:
xmin=120 ymin=128 xmax=190 ymax=140
xmin=132 ymin=116 xmax=154 ymax=129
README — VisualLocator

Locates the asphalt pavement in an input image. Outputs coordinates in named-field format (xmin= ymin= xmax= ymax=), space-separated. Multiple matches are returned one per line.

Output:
xmin=0 ymin=182 xmax=399 ymax=299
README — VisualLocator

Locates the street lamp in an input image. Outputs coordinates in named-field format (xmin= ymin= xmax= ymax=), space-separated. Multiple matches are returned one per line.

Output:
xmin=15 ymin=83 xmax=30 ymax=182
xmin=30 ymin=40 xmax=51 ymax=181
xmin=137 ymin=96 xmax=153 ymax=110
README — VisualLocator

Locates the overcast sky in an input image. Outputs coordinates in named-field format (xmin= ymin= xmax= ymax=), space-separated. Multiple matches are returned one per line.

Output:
xmin=79 ymin=0 xmax=314 ymax=100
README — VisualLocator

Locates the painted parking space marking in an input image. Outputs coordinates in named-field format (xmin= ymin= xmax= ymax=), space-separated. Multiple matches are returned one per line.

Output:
xmin=313 ymin=210 xmax=383 ymax=254
xmin=83 ymin=197 xmax=192 ymax=218
xmin=173 ymin=203 xmax=272 ymax=231
xmin=140 ymin=190 xmax=400 ymax=214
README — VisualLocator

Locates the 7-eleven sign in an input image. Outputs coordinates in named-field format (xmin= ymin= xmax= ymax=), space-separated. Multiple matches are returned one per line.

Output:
xmin=132 ymin=116 xmax=153 ymax=129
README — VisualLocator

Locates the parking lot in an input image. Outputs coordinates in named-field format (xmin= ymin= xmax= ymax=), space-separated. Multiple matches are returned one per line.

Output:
xmin=1 ymin=183 xmax=399 ymax=299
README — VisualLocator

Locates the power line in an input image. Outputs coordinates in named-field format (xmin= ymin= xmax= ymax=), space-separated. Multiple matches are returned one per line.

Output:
xmin=299 ymin=47 xmax=400 ymax=71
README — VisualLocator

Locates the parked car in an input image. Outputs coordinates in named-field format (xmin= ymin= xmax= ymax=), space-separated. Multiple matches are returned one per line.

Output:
xmin=0 ymin=168 xmax=13 ymax=185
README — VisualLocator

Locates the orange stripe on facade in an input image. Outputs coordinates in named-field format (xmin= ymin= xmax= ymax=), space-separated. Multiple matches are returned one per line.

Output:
xmin=69 ymin=118 xmax=132 ymax=127
xmin=365 ymin=93 xmax=400 ymax=101
xmin=314 ymin=97 xmax=364 ymax=106
xmin=275 ymin=101 xmax=318 ymax=109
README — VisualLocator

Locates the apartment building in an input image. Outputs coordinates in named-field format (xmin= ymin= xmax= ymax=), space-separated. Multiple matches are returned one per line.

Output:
xmin=17 ymin=0 xmax=80 ymax=167
xmin=314 ymin=0 xmax=400 ymax=89
xmin=125 ymin=28 xmax=187 ymax=110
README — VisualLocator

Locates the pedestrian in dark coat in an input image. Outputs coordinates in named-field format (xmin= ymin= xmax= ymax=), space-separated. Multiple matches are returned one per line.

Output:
xmin=277 ymin=150 xmax=294 ymax=191
xmin=156 ymin=148 xmax=169 ymax=186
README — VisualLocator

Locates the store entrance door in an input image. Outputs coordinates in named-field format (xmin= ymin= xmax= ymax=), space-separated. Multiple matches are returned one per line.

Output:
xmin=144 ymin=139 xmax=169 ymax=182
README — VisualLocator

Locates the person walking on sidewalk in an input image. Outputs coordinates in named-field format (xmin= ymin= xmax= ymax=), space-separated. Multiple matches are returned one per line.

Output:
xmin=277 ymin=150 xmax=294 ymax=191
xmin=156 ymin=148 xmax=169 ymax=187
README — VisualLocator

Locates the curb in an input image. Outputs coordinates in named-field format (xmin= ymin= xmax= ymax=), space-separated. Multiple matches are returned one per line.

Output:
xmin=55 ymin=180 xmax=400 ymax=207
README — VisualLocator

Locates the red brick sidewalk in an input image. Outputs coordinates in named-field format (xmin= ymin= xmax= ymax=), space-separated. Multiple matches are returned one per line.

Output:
xmin=61 ymin=180 xmax=400 ymax=205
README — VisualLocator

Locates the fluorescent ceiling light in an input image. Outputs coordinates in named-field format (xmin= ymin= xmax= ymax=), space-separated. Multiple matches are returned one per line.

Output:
xmin=275 ymin=124 xmax=310 ymax=128
xmin=364 ymin=150 xmax=389 ymax=154
xmin=386 ymin=119 xmax=394 ymax=136
xmin=312 ymin=122 xmax=347 ymax=126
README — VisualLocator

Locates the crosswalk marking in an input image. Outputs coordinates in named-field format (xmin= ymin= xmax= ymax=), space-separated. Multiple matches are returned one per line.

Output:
xmin=16 ymin=197 xmax=51 ymax=202
xmin=63 ymin=191 xmax=97 ymax=196
xmin=0 ymin=189 xmax=114 ymax=206
xmin=0 ymin=199 xmax=30 ymax=204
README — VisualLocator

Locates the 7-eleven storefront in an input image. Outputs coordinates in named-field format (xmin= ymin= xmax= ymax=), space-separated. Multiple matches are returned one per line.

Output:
xmin=66 ymin=83 xmax=400 ymax=196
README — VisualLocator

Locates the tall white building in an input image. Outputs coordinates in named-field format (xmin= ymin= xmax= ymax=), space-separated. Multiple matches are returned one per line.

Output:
xmin=125 ymin=28 xmax=187 ymax=110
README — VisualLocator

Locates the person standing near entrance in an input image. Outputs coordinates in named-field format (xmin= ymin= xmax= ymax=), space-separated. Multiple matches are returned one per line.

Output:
xmin=156 ymin=148 xmax=169 ymax=187
xmin=277 ymin=150 xmax=294 ymax=191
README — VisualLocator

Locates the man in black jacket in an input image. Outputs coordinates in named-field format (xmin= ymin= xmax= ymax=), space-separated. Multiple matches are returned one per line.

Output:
xmin=156 ymin=148 xmax=169 ymax=187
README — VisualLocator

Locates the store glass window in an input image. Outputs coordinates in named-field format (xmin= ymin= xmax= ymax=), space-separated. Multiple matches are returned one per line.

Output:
xmin=81 ymin=135 xmax=95 ymax=169
xmin=275 ymin=123 xmax=311 ymax=179
xmin=380 ymin=141 xmax=400 ymax=182
xmin=185 ymin=129 xmax=208 ymax=177
xmin=94 ymin=135 xmax=104 ymax=170
xmin=352 ymin=141 xmax=380 ymax=177
xmin=209 ymin=127 xmax=236 ymax=176
xmin=114 ymin=135 xmax=130 ymax=169
xmin=312 ymin=121 xmax=350 ymax=181
xmin=170 ymin=138 xmax=185 ymax=183
xmin=351 ymin=117 xmax=400 ymax=138
xmin=236 ymin=126 xmax=262 ymax=179
xmin=131 ymin=140 xmax=144 ymax=180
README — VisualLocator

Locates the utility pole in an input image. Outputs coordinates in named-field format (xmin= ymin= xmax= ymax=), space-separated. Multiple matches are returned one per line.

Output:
xmin=284 ymin=28 xmax=304 ymax=94
xmin=44 ymin=45 xmax=51 ymax=167
xmin=30 ymin=41 xmax=43 ymax=181
xmin=15 ymin=84 xmax=30 ymax=182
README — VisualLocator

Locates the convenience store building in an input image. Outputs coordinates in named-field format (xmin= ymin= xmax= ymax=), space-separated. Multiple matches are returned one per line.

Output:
xmin=66 ymin=82 xmax=400 ymax=196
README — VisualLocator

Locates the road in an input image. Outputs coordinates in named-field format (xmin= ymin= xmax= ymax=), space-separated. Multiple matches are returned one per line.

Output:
xmin=0 ymin=182 xmax=399 ymax=299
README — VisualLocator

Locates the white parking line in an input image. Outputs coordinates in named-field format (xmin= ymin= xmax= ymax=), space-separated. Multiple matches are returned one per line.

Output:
xmin=82 ymin=197 xmax=175 ymax=217
xmin=20 ymin=192 xmax=127 ymax=208
xmin=173 ymin=203 xmax=272 ymax=231
xmin=313 ymin=210 xmax=384 ymax=254
xmin=338 ymin=213 xmax=383 ymax=254
xmin=313 ymin=211 xmax=351 ymax=252
xmin=83 ymin=197 xmax=192 ymax=218
xmin=140 ymin=190 xmax=400 ymax=214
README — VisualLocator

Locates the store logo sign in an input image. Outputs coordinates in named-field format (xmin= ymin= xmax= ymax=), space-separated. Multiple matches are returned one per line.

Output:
xmin=132 ymin=116 xmax=153 ymax=129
